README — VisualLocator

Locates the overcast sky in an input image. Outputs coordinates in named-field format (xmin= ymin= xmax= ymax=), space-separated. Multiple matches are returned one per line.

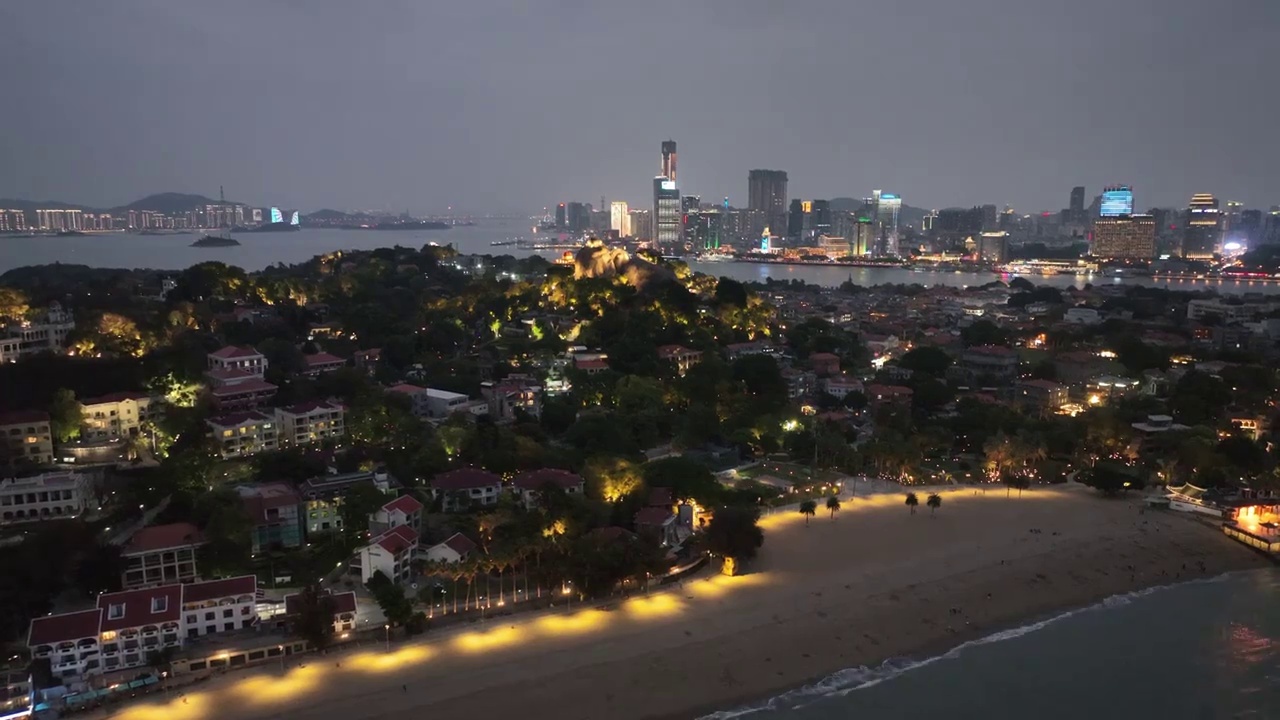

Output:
xmin=2 ymin=0 xmax=1278 ymax=214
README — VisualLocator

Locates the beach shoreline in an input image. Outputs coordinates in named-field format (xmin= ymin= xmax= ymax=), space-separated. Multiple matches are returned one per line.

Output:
xmin=97 ymin=486 xmax=1269 ymax=720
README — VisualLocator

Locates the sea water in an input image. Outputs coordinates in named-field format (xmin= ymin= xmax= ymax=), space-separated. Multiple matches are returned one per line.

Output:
xmin=704 ymin=568 xmax=1280 ymax=719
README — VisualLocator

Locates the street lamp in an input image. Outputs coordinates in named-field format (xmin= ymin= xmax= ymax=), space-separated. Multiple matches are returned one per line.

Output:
xmin=278 ymin=644 xmax=285 ymax=671
xmin=384 ymin=624 xmax=390 ymax=652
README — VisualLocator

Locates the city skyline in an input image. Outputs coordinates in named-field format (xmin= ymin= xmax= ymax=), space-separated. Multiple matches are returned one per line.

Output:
xmin=2 ymin=2 xmax=1279 ymax=215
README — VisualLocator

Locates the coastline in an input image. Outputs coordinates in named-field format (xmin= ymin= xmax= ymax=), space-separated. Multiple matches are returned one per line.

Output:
xmin=97 ymin=487 xmax=1269 ymax=720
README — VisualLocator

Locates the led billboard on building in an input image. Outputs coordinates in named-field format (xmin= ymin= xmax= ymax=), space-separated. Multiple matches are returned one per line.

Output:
xmin=1099 ymin=187 xmax=1134 ymax=217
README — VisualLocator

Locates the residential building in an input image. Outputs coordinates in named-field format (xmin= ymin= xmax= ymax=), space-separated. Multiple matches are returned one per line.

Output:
xmin=78 ymin=391 xmax=161 ymax=441
xmin=0 ymin=304 xmax=74 ymax=363
xmin=352 ymin=348 xmax=382 ymax=375
xmin=121 ymin=522 xmax=203 ymax=589
xmin=822 ymin=374 xmax=864 ymax=400
xmin=423 ymin=533 xmax=477 ymax=565
xmin=1187 ymin=298 xmax=1264 ymax=324
xmin=302 ymin=352 xmax=346 ymax=377
xmin=1230 ymin=416 xmax=1269 ymax=441
xmin=0 ymin=471 xmax=96 ymax=525
xmin=1063 ymin=307 xmax=1103 ymax=325
xmin=481 ymin=374 xmax=543 ymax=422
xmin=511 ymin=469 xmax=585 ymax=509
xmin=748 ymin=169 xmax=789 ymax=240
xmin=28 ymin=577 xmax=258 ymax=685
xmin=299 ymin=469 xmax=397 ymax=536
xmin=205 ymin=369 xmax=278 ymax=410
xmin=952 ymin=345 xmax=1019 ymax=385
xmin=1091 ymin=215 xmax=1156 ymax=260
xmin=634 ymin=506 xmax=679 ymax=546
xmin=275 ymin=401 xmax=345 ymax=448
xmin=1015 ymin=379 xmax=1068 ymax=413
xmin=865 ymin=384 xmax=914 ymax=407
xmin=1054 ymin=350 xmax=1125 ymax=385
xmin=282 ymin=589 xmax=357 ymax=636
xmin=207 ymin=345 xmax=267 ymax=376
xmin=430 ymin=468 xmax=502 ymax=512
xmin=239 ymin=483 xmax=303 ymax=554
xmin=207 ymin=411 xmax=277 ymax=459
xmin=388 ymin=384 xmax=482 ymax=420
xmin=1086 ymin=376 xmax=1140 ymax=405
xmin=369 ymin=493 xmax=423 ymax=536
xmin=0 ymin=410 xmax=54 ymax=466
xmin=357 ymin=524 xmax=417 ymax=584
xmin=808 ymin=352 xmax=840 ymax=377
xmin=657 ymin=345 xmax=704 ymax=376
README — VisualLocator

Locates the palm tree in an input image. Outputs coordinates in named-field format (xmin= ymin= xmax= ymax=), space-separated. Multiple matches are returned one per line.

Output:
xmin=905 ymin=492 xmax=919 ymax=515
xmin=799 ymin=499 xmax=817 ymax=526
xmin=825 ymin=495 xmax=841 ymax=519
xmin=926 ymin=493 xmax=941 ymax=516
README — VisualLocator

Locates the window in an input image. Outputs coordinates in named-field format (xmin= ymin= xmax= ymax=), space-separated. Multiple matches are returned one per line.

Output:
xmin=151 ymin=597 xmax=167 ymax=613
xmin=108 ymin=604 xmax=125 ymax=620
xmin=222 ymin=609 xmax=233 ymax=618
xmin=204 ymin=611 xmax=215 ymax=621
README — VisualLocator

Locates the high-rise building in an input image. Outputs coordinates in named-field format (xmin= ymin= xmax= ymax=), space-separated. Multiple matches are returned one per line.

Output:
xmin=853 ymin=217 xmax=875 ymax=257
xmin=629 ymin=209 xmax=652 ymax=240
xmin=787 ymin=199 xmax=805 ymax=240
xmin=1264 ymin=207 xmax=1280 ymax=246
xmin=554 ymin=203 xmax=567 ymax=229
xmin=1069 ymin=186 xmax=1086 ymax=221
xmin=681 ymin=195 xmax=701 ymax=245
xmin=661 ymin=140 xmax=677 ymax=183
xmin=748 ymin=170 xmax=788 ymax=239
xmin=1099 ymin=186 xmax=1135 ymax=217
xmin=1182 ymin=193 xmax=1222 ymax=259
xmin=653 ymin=177 xmax=681 ymax=247
xmin=610 ymin=201 xmax=631 ymax=237
xmin=976 ymin=231 xmax=1009 ymax=263
xmin=980 ymin=204 xmax=998 ymax=231
xmin=872 ymin=191 xmax=902 ymax=256
xmin=566 ymin=202 xmax=589 ymax=232
xmin=922 ymin=211 xmax=937 ymax=233
xmin=811 ymin=200 xmax=832 ymax=236
xmin=1092 ymin=215 xmax=1155 ymax=260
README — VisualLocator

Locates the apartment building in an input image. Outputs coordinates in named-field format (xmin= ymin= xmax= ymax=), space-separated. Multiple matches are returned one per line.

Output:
xmin=0 ymin=304 xmax=75 ymax=363
xmin=121 ymin=522 xmax=203 ymax=589
xmin=298 ymin=469 xmax=398 ymax=536
xmin=239 ymin=483 xmax=303 ymax=554
xmin=206 ymin=412 xmax=277 ymax=459
xmin=276 ymin=401 xmax=345 ymax=448
xmin=78 ymin=391 xmax=162 ymax=441
xmin=0 ymin=410 xmax=54 ymax=467
xmin=0 ymin=471 xmax=96 ymax=525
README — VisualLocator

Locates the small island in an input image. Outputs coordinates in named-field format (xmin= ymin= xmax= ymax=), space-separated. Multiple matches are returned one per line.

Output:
xmin=191 ymin=234 xmax=240 ymax=247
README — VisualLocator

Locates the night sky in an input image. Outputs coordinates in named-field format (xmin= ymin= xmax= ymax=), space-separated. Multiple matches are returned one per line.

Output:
xmin=3 ymin=0 xmax=1278 ymax=214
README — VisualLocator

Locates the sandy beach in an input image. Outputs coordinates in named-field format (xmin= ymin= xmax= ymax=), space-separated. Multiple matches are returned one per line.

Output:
xmin=103 ymin=485 xmax=1267 ymax=720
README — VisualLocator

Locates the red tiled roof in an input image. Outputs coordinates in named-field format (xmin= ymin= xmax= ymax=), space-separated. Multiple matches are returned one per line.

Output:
xmin=388 ymin=383 xmax=426 ymax=394
xmin=79 ymin=391 xmax=150 ymax=405
xmin=207 ymin=411 xmax=273 ymax=427
xmin=431 ymin=468 xmax=501 ymax=491
xmin=304 ymin=352 xmax=345 ymax=367
xmin=575 ymin=359 xmax=609 ymax=371
xmin=98 ymin=585 xmax=183 ymax=632
xmin=241 ymin=483 xmax=301 ymax=522
xmin=124 ymin=522 xmax=202 ymax=555
xmin=182 ymin=575 xmax=257 ymax=604
xmin=373 ymin=524 xmax=417 ymax=555
xmin=648 ymin=487 xmax=674 ymax=507
xmin=512 ymin=468 xmax=583 ymax=491
xmin=382 ymin=494 xmax=423 ymax=515
xmin=280 ymin=400 xmax=343 ymax=415
xmin=1019 ymin=379 xmax=1066 ymax=391
xmin=210 ymin=345 xmax=261 ymax=360
xmin=0 ymin=410 xmax=50 ymax=426
xmin=441 ymin=532 xmax=477 ymax=556
xmin=866 ymin=384 xmax=913 ymax=397
xmin=28 ymin=608 xmax=102 ymax=647
xmin=634 ymin=507 xmax=674 ymax=527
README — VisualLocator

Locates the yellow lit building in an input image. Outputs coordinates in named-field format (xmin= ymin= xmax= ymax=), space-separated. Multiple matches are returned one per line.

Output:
xmin=1091 ymin=215 xmax=1156 ymax=259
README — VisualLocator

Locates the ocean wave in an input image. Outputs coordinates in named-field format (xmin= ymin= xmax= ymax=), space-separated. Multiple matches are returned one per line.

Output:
xmin=697 ymin=572 xmax=1237 ymax=719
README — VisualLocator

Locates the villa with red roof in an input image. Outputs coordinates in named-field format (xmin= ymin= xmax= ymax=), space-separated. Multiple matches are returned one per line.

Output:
xmin=430 ymin=468 xmax=503 ymax=512
xmin=121 ymin=522 xmax=204 ymax=589
xmin=77 ymin=391 xmax=161 ymax=441
xmin=205 ymin=345 xmax=276 ymax=410
xmin=423 ymin=532 xmax=477 ymax=564
xmin=370 ymin=493 xmax=423 ymax=535
xmin=357 ymin=524 xmax=418 ymax=584
xmin=302 ymin=352 xmax=346 ymax=377
xmin=207 ymin=345 xmax=267 ymax=376
xmin=657 ymin=345 xmax=703 ymax=376
xmin=28 ymin=576 xmax=257 ymax=684
xmin=511 ymin=468 xmax=585 ymax=509
xmin=206 ymin=411 xmax=278 ymax=458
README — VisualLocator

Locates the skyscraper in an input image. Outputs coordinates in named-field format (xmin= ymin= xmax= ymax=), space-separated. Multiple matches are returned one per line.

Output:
xmin=811 ymin=200 xmax=832 ymax=236
xmin=661 ymin=140 xmax=677 ymax=183
xmin=872 ymin=191 xmax=902 ymax=256
xmin=748 ymin=170 xmax=788 ymax=238
xmin=787 ymin=199 xmax=805 ymax=240
xmin=1069 ymin=186 xmax=1086 ymax=222
xmin=610 ymin=201 xmax=631 ymax=237
xmin=1183 ymin=193 xmax=1222 ymax=259
xmin=554 ymin=203 xmax=567 ymax=229
xmin=976 ymin=232 xmax=1010 ymax=263
xmin=1092 ymin=215 xmax=1156 ymax=260
xmin=653 ymin=177 xmax=681 ymax=247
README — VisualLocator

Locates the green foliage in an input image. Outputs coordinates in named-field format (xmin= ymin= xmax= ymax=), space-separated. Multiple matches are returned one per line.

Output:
xmin=703 ymin=506 xmax=764 ymax=564
xmin=731 ymin=354 xmax=788 ymax=414
xmin=366 ymin=570 xmax=416 ymax=627
xmin=799 ymin=499 xmax=817 ymax=524
xmin=642 ymin=456 xmax=722 ymax=506
xmin=48 ymin=387 xmax=85 ymax=442
xmin=897 ymin=346 xmax=952 ymax=377
xmin=960 ymin=320 xmax=1009 ymax=348
xmin=1080 ymin=463 xmax=1145 ymax=495
xmin=339 ymin=483 xmax=392 ymax=540
xmin=289 ymin=583 xmax=337 ymax=649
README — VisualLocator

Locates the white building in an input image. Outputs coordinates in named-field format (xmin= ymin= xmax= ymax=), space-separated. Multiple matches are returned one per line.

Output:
xmin=78 ymin=391 xmax=162 ymax=441
xmin=206 ymin=412 xmax=278 ymax=459
xmin=0 ymin=304 xmax=75 ymax=363
xmin=423 ymin=533 xmax=477 ymax=565
xmin=0 ymin=410 xmax=54 ymax=467
xmin=430 ymin=468 xmax=503 ymax=512
xmin=207 ymin=345 xmax=267 ymax=376
xmin=387 ymin=384 xmax=485 ymax=421
xmin=357 ymin=524 xmax=418 ymax=584
xmin=275 ymin=401 xmax=345 ymax=448
xmin=1063 ymin=307 xmax=1102 ymax=325
xmin=370 ymin=494 xmax=423 ymax=536
xmin=0 ymin=471 xmax=97 ymax=525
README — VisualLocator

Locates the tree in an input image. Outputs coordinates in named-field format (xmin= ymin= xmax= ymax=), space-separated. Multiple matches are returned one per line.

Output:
xmin=366 ymin=570 xmax=415 ymax=626
xmin=642 ymin=456 xmax=722 ymax=506
xmin=145 ymin=646 xmax=176 ymax=677
xmin=339 ymin=482 xmax=390 ymax=540
xmin=905 ymin=492 xmax=919 ymax=514
xmin=926 ymin=493 xmax=941 ymax=516
xmin=0 ymin=287 xmax=29 ymax=323
xmin=1080 ymin=463 xmax=1144 ymax=495
xmin=799 ymin=499 xmax=817 ymax=526
xmin=49 ymin=388 xmax=85 ymax=442
xmin=703 ymin=506 xmax=764 ymax=575
xmin=960 ymin=320 xmax=1009 ymax=348
xmin=825 ymin=495 xmax=841 ymax=519
xmin=289 ymin=583 xmax=337 ymax=650
xmin=714 ymin=278 xmax=749 ymax=309
xmin=897 ymin=347 xmax=952 ymax=378
xmin=583 ymin=455 xmax=644 ymax=503
xmin=731 ymin=354 xmax=789 ymax=414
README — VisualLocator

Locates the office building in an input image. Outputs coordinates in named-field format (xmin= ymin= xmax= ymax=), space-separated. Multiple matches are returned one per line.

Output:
xmin=661 ymin=140 xmax=677 ymax=182
xmin=653 ymin=177 xmax=681 ymax=247
xmin=554 ymin=203 xmax=566 ymax=229
xmin=1069 ymin=186 xmax=1086 ymax=220
xmin=811 ymin=200 xmax=832 ymax=236
xmin=976 ymin=231 xmax=1009 ymax=263
xmin=1092 ymin=215 xmax=1156 ymax=260
xmin=1099 ymin=185 xmax=1134 ymax=217
xmin=1183 ymin=193 xmax=1223 ymax=259
xmin=873 ymin=190 xmax=902 ymax=256
xmin=787 ymin=199 xmax=805 ymax=240
xmin=1265 ymin=207 xmax=1280 ymax=246
xmin=564 ymin=202 xmax=589 ymax=232
xmin=609 ymin=201 xmax=630 ymax=237
xmin=748 ymin=170 xmax=788 ymax=239
xmin=854 ymin=217 xmax=875 ymax=256
xmin=629 ymin=209 xmax=652 ymax=240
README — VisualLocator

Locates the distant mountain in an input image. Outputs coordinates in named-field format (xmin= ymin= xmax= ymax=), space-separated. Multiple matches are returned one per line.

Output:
xmin=112 ymin=192 xmax=227 ymax=214
xmin=0 ymin=198 xmax=91 ymax=212
xmin=303 ymin=208 xmax=350 ymax=221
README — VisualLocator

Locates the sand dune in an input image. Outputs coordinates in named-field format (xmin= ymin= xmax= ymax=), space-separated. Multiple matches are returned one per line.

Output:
xmin=104 ymin=486 xmax=1266 ymax=720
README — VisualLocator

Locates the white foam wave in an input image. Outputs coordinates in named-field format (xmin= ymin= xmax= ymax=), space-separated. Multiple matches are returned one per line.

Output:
xmin=697 ymin=572 xmax=1237 ymax=719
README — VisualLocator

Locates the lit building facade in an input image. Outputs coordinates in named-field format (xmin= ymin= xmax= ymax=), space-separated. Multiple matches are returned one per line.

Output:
xmin=1092 ymin=215 xmax=1156 ymax=259
xmin=1183 ymin=193 xmax=1222 ymax=259
xmin=609 ymin=201 xmax=631 ymax=237
xmin=748 ymin=169 xmax=788 ymax=241
xmin=653 ymin=177 xmax=681 ymax=247
xmin=661 ymin=140 xmax=677 ymax=182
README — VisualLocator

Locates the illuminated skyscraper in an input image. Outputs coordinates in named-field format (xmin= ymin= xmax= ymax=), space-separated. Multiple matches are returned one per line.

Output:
xmin=1092 ymin=215 xmax=1156 ymax=259
xmin=976 ymin=231 xmax=1010 ymax=263
xmin=1099 ymin=186 xmax=1135 ymax=217
xmin=872 ymin=190 xmax=902 ymax=256
xmin=1182 ymin=193 xmax=1222 ymax=259
xmin=748 ymin=170 xmax=788 ymax=239
xmin=610 ymin=201 xmax=631 ymax=237
xmin=653 ymin=177 xmax=681 ymax=247
xmin=661 ymin=140 xmax=677 ymax=183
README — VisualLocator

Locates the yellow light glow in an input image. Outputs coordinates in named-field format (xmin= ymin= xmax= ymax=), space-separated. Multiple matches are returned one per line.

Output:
xmin=230 ymin=665 xmax=323 ymax=705
xmin=110 ymin=691 xmax=212 ymax=720
xmin=622 ymin=593 xmax=684 ymax=620
xmin=533 ymin=609 xmax=608 ymax=637
xmin=347 ymin=644 xmax=435 ymax=673
xmin=452 ymin=625 xmax=525 ymax=654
